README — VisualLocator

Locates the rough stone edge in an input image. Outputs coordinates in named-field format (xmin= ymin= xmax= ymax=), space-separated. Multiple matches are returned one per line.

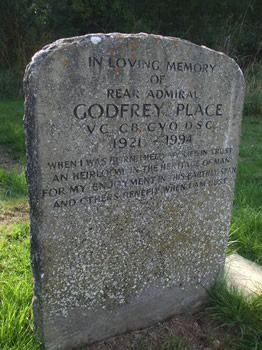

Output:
xmin=25 ymin=32 xmax=245 ymax=82
xmin=23 ymin=32 xmax=245 ymax=345
xmin=24 ymin=58 xmax=43 ymax=340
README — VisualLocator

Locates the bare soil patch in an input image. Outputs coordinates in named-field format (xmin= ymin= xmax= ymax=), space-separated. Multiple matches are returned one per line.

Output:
xmin=84 ymin=311 xmax=231 ymax=350
xmin=0 ymin=201 xmax=29 ymax=228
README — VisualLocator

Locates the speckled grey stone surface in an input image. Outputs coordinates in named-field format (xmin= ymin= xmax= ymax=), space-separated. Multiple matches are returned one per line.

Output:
xmin=24 ymin=33 xmax=244 ymax=350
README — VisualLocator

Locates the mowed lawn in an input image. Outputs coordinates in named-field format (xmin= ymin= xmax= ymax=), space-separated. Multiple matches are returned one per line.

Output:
xmin=0 ymin=99 xmax=262 ymax=349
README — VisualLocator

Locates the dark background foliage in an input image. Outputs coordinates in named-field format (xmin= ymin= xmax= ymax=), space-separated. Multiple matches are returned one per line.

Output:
xmin=0 ymin=0 xmax=261 ymax=97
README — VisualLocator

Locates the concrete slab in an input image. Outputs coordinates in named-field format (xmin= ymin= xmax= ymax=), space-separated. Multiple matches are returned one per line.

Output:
xmin=225 ymin=253 xmax=262 ymax=297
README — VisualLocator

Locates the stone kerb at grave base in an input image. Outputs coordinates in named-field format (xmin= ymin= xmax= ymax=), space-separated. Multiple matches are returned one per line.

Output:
xmin=24 ymin=33 xmax=244 ymax=349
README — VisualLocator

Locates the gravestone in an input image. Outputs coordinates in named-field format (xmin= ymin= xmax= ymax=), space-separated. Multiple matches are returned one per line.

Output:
xmin=24 ymin=33 xmax=244 ymax=349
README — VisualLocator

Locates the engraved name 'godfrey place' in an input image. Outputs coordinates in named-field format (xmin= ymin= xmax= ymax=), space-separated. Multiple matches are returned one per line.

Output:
xmin=73 ymin=103 xmax=223 ymax=119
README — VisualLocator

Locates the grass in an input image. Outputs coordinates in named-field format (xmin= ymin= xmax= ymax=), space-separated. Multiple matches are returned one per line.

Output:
xmin=0 ymin=222 xmax=41 ymax=349
xmin=207 ymin=280 xmax=262 ymax=349
xmin=0 ymin=168 xmax=28 ymax=201
xmin=228 ymin=115 xmax=262 ymax=263
xmin=0 ymin=99 xmax=25 ymax=163
xmin=0 ymin=99 xmax=39 ymax=349
xmin=244 ymin=61 xmax=262 ymax=116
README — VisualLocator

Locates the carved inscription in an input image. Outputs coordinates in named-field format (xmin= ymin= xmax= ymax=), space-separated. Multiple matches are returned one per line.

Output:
xmin=38 ymin=54 xmax=239 ymax=209
xmin=42 ymin=147 xmax=237 ymax=208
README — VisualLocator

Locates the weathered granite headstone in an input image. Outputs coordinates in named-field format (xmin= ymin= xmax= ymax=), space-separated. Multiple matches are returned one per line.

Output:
xmin=24 ymin=33 xmax=244 ymax=349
